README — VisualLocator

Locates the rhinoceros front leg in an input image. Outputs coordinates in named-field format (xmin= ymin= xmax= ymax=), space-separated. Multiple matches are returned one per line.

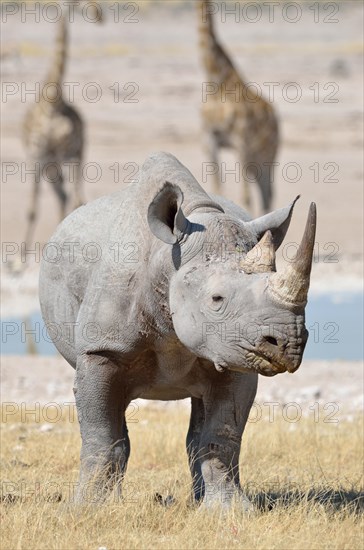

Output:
xmin=199 ymin=372 xmax=258 ymax=511
xmin=186 ymin=397 xmax=205 ymax=502
xmin=74 ymin=353 xmax=130 ymax=503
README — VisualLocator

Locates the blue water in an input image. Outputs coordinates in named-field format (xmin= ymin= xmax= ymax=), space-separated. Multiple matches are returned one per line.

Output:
xmin=304 ymin=292 xmax=363 ymax=360
xmin=1 ymin=292 xmax=363 ymax=360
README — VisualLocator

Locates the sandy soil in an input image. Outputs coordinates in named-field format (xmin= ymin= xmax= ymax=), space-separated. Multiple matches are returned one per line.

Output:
xmin=1 ymin=1 xmax=363 ymax=260
xmin=1 ymin=356 xmax=362 ymax=419
xmin=1 ymin=3 xmax=363 ymax=407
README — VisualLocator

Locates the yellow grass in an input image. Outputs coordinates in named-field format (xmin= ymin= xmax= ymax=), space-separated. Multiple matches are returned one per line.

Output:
xmin=1 ymin=404 xmax=363 ymax=550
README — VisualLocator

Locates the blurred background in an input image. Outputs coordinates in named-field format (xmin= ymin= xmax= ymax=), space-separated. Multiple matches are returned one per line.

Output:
xmin=1 ymin=1 xmax=363 ymax=408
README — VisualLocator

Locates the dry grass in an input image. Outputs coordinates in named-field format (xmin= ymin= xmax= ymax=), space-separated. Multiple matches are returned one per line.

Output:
xmin=1 ymin=404 xmax=363 ymax=550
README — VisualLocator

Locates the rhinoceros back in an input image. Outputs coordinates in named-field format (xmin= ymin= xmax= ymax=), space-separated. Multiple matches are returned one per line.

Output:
xmin=39 ymin=185 xmax=143 ymax=367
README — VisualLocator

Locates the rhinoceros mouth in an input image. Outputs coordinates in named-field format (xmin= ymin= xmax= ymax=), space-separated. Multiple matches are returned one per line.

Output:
xmin=243 ymin=349 xmax=288 ymax=377
xmin=213 ymin=346 xmax=298 ymax=377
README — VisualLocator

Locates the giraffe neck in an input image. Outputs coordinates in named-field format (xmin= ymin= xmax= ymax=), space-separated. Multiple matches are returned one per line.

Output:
xmin=197 ymin=0 xmax=236 ymax=82
xmin=41 ymin=14 xmax=68 ymax=108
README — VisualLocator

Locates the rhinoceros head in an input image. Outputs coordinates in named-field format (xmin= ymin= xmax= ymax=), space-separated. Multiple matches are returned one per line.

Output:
xmin=148 ymin=183 xmax=316 ymax=377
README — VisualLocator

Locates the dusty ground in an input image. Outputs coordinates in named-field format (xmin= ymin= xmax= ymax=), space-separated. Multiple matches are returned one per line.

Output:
xmin=1 ymin=355 xmax=363 ymax=419
xmin=1 ymin=1 xmax=363 ymax=265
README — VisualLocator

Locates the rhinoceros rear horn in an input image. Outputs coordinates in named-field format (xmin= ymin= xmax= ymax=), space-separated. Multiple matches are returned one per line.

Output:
xmin=269 ymin=203 xmax=317 ymax=308
xmin=147 ymin=182 xmax=188 ymax=244
xmin=240 ymin=230 xmax=276 ymax=274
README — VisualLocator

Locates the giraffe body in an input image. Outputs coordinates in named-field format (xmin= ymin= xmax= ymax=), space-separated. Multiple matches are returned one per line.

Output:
xmin=22 ymin=15 xmax=84 ymax=247
xmin=198 ymin=0 xmax=279 ymax=213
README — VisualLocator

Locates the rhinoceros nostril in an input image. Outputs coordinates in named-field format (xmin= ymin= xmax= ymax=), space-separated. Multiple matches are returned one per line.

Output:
xmin=265 ymin=336 xmax=278 ymax=346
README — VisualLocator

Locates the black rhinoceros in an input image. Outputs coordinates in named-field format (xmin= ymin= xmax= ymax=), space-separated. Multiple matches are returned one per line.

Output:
xmin=39 ymin=152 xmax=316 ymax=509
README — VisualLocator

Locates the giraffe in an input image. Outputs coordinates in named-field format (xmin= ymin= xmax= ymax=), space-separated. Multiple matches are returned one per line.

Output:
xmin=22 ymin=3 xmax=102 ymax=249
xmin=197 ymin=0 xmax=279 ymax=213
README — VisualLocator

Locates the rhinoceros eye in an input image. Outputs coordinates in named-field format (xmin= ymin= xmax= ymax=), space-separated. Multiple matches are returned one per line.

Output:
xmin=212 ymin=295 xmax=224 ymax=303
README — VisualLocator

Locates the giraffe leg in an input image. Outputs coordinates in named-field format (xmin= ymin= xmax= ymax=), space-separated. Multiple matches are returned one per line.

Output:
xmin=205 ymin=133 xmax=220 ymax=195
xmin=25 ymin=164 xmax=42 ymax=249
xmin=257 ymin=161 xmax=274 ymax=214
xmin=240 ymin=154 xmax=251 ymax=211
xmin=48 ymin=163 xmax=67 ymax=221
xmin=72 ymin=158 xmax=84 ymax=210
xmin=242 ymin=178 xmax=251 ymax=210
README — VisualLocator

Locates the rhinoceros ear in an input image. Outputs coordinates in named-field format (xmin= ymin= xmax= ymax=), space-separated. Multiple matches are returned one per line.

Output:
xmin=246 ymin=196 xmax=300 ymax=250
xmin=147 ymin=182 xmax=188 ymax=244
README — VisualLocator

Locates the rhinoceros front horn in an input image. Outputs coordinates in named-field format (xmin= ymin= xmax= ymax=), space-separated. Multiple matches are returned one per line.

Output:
xmin=268 ymin=203 xmax=317 ymax=308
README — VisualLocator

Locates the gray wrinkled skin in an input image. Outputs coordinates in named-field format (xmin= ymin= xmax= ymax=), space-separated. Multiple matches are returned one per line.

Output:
xmin=39 ymin=152 xmax=311 ymax=510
